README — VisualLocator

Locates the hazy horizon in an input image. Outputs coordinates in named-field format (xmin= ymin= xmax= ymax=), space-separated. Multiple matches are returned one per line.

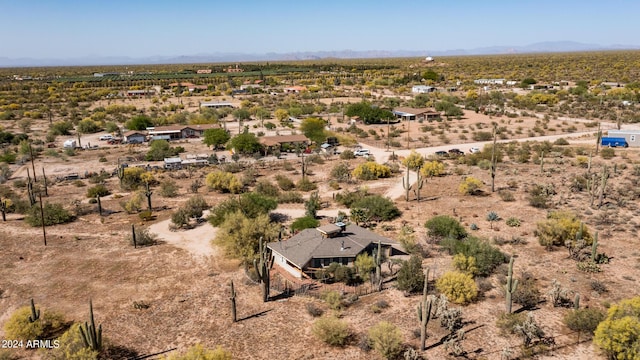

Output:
xmin=2 ymin=0 xmax=639 ymax=60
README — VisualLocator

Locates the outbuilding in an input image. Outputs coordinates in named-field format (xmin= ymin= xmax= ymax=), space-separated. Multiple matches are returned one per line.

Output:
xmin=606 ymin=130 xmax=640 ymax=147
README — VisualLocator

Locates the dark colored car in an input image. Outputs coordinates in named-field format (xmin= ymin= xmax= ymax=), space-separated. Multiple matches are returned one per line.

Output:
xmin=448 ymin=149 xmax=464 ymax=156
xmin=435 ymin=151 xmax=448 ymax=157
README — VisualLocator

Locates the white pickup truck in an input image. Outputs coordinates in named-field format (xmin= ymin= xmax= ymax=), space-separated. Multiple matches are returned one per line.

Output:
xmin=99 ymin=134 xmax=114 ymax=141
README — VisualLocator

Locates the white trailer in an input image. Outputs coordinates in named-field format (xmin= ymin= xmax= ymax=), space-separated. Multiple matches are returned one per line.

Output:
xmin=607 ymin=130 xmax=640 ymax=147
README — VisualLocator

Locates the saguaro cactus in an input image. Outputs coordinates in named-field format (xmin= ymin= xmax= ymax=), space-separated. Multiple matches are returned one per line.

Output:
xmin=42 ymin=168 xmax=48 ymax=197
xmin=144 ymin=181 xmax=153 ymax=211
xmin=504 ymin=256 xmax=518 ymax=314
xmin=79 ymin=300 xmax=102 ymax=351
xmin=301 ymin=156 xmax=308 ymax=180
xmin=417 ymin=293 xmax=435 ymax=351
xmin=254 ymin=237 xmax=271 ymax=302
xmin=402 ymin=165 xmax=412 ymax=202
xmin=116 ymin=161 xmax=125 ymax=186
xmin=131 ymin=224 xmax=137 ymax=248
xmin=490 ymin=123 xmax=497 ymax=192
xmin=413 ymin=166 xmax=425 ymax=202
xmin=540 ymin=151 xmax=545 ymax=173
xmin=230 ymin=280 xmax=237 ymax=323
xmin=598 ymin=166 xmax=609 ymax=209
xmin=0 ymin=197 xmax=7 ymax=221
xmin=28 ymin=298 xmax=40 ymax=323
xmin=96 ymin=194 xmax=102 ymax=216
xmin=591 ymin=232 xmax=599 ymax=262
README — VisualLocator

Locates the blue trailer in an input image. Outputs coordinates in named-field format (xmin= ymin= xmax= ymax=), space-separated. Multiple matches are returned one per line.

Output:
xmin=601 ymin=137 xmax=628 ymax=148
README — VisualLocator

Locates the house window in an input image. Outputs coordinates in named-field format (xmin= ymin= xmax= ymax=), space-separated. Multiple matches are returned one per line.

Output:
xmin=323 ymin=258 xmax=330 ymax=267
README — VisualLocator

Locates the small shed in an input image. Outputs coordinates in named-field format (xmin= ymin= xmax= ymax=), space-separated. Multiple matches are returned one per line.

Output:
xmin=123 ymin=131 xmax=147 ymax=143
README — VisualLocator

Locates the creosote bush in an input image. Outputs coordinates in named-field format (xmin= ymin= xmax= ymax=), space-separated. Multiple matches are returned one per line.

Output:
xmin=312 ymin=316 xmax=351 ymax=346
xmin=3 ymin=305 xmax=66 ymax=342
xmin=42 ymin=323 xmax=99 ymax=360
xmin=25 ymin=203 xmax=73 ymax=227
xmin=86 ymin=184 xmax=110 ymax=198
xmin=459 ymin=176 xmax=483 ymax=195
xmin=206 ymin=171 xmax=242 ymax=194
xmin=425 ymin=215 xmax=466 ymax=240
xmin=368 ymin=321 xmax=403 ymax=360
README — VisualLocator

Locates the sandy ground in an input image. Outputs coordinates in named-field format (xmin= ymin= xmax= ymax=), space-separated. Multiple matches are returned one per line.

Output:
xmin=148 ymin=211 xmax=218 ymax=259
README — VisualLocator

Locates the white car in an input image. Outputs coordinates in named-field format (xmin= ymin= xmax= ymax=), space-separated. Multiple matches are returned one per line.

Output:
xmin=99 ymin=134 xmax=114 ymax=141
xmin=354 ymin=149 xmax=370 ymax=157
xmin=469 ymin=147 xmax=481 ymax=154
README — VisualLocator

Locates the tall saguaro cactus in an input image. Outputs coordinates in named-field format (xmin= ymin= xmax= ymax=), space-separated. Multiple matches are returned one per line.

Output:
xmin=144 ymin=181 xmax=153 ymax=211
xmin=504 ymin=256 xmax=518 ymax=314
xmin=42 ymin=167 xmax=48 ymax=197
xmin=402 ymin=165 xmax=412 ymax=202
xmin=254 ymin=237 xmax=271 ymax=302
xmin=0 ymin=197 xmax=7 ymax=221
xmin=79 ymin=300 xmax=102 ymax=351
xmin=413 ymin=166 xmax=425 ymax=202
xmin=598 ymin=166 xmax=609 ymax=209
xmin=591 ymin=232 xmax=599 ymax=262
xmin=301 ymin=155 xmax=308 ymax=180
xmin=230 ymin=280 xmax=237 ymax=323
xmin=417 ymin=294 xmax=434 ymax=351
xmin=116 ymin=160 xmax=125 ymax=186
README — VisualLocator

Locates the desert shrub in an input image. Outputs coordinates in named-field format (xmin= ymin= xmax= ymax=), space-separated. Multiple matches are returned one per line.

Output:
xmin=128 ymin=226 xmax=157 ymax=247
xmin=594 ymin=296 xmax=640 ymax=359
xmin=312 ymin=316 xmax=351 ymax=346
xmin=208 ymin=193 xmax=277 ymax=226
xmin=554 ymin=137 xmax=570 ymax=145
xmin=206 ymin=171 xmax=242 ymax=194
xmin=340 ymin=150 xmax=355 ymax=159
xmin=351 ymin=162 xmax=391 ymax=181
xmin=527 ymin=184 xmax=554 ymax=209
xmin=355 ymin=253 xmax=376 ymax=282
xmin=42 ymin=323 xmax=99 ymax=360
xmin=512 ymin=273 xmax=542 ymax=310
xmin=182 ymin=195 xmax=208 ymax=218
xmin=452 ymin=254 xmax=478 ymax=276
xmin=575 ymin=156 xmax=589 ymax=168
xmin=564 ymin=308 xmax=605 ymax=339
xmin=506 ymin=217 xmax=521 ymax=227
xmin=291 ymin=216 xmax=320 ymax=232
xmin=436 ymin=271 xmax=478 ymax=304
xmin=535 ymin=211 xmax=592 ymax=249
xmin=139 ymin=210 xmax=153 ymax=221
xmin=330 ymin=162 xmax=351 ymax=182
xmin=321 ymin=290 xmax=344 ymax=311
xmin=120 ymin=167 xmax=146 ymax=190
xmin=171 ymin=208 xmax=190 ymax=229
xmin=477 ymin=159 xmax=492 ymax=170
xmin=159 ymin=180 xmax=179 ymax=197
xmin=420 ymin=160 xmax=445 ymax=177
xmin=600 ymin=147 xmax=615 ymax=159
xmin=335 ymin=188 xmax=369 ymax=207
xmin=351 ymin=195 xmax=400 ymax=221
xmin=459 ymin=176 xmax=483 ymax=195
xmin=163 ymin=344 xmax=232 ymax=360
xmin=214 ymin=211 xmax=279 ymax=264
xmin=498 ymin=190 xmax=515 ymax=202
xmin=306 ymin=303 xmax=324 ymax=317
xmin=275 ymin=174 xmax=295 ymax=190
xmin=277 ymin=191 xmax=303 ymax=203
xmin=397 ymin=255 xmax=425 ymax=293
xmin=439 ymin=237 xmax=506 ymax=276
xmin=49 ymin=121 xmax=73 ymax=136
xmin=25 ymin=203 xmax=73 ymax=227
xmin=254 ymin=180 xmax=280 ymax=197
xmin=296 ymin=177 xmax=317 ymax=191
xmin=472 ymin=131 xmax=493 ymax=141
xmin=368 ymin=321 xmax=403 ymax=360
xmin=496 ymin=312 xmax=527 ymax=335
xmin=86 ymin=184 xmax=110 ymax=198
xmin=425 ymin=215 xmax=466 ymax=240
xmin=590 ymin=280 xmax=608 ymax=294
xmin=3 ymin=305 xmax=65 ymax=341
xmin=121 ymin=191 xmax=144 ymax=213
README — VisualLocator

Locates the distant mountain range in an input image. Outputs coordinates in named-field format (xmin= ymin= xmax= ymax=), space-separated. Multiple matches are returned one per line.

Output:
xmin=1 ymin=41 xmax=639 ymax=67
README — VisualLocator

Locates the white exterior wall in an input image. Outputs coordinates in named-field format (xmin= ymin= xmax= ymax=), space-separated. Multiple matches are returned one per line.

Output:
xmin=607 ymin=130 xmax=640 ymax=147
xmin=271 ymin=250 xmax=303 ymax=278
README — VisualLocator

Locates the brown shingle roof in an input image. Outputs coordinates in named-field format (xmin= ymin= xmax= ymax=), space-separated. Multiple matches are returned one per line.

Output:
xmin=266 ymin=224 xmax=395 ymax=269
xmin=259 ymin=134 xmax=310 ymax=147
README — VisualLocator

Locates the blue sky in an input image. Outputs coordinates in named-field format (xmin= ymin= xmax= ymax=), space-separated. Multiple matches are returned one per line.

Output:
xmin=1 ymin=0 xmax=639 ymax=58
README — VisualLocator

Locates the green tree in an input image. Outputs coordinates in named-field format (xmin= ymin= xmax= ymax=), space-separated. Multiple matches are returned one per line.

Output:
xmin=425 ymin=215 xmax=467 ymax=240
xmin=49 ymin=121 xmax=74 ymax=136
xmin=351 ymin=195 xmax=400 ymax=221
xmin=345 ymin=101 xmax=394 ymax=125
xmin=355 ymin=253 xmax=375 ymax=281
xmin=145 ymin=140 xmax=181 ymax=161
xmin=228 ymin=130 xmax=261 ymax=154
xmin=274 ymin=108 xmax=289 ymax=122
xmin=397 ymin=255 xmax=424 ymax=293
xmin=214 ymin=211 xmax=278 ymax=264
xmin=291 ymin=216 xmax=319 ymax=232
xmin=25 ymin=203 xmax=73 ymax=227
xmin=368 ymin=321 xmax=404 ymax=360
xmin=205 ymin=171 xmax=243 ymax=194
xmin=300 ymin=117 xmax=327 ymax=144
xmin=76 ymin=119 xmax=102 ymax=134
xmin=208 ymin=192 xmax=277 ymax=226
xmin=203 ymin=128 xmax=230 ymax=149
xmin=594 ymin=296 xmax=640 ymax=359
xmin=402 ymin=150 xmax=425 ymax=171
xmin=125 ymin=115 xmax=153 ymax=130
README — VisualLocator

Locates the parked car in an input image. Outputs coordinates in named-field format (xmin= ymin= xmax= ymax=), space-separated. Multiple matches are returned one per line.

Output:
xmin=107 ymin=138 xmax=122 ymax=145
xmin=99 ymin=134 xmax=114 ymax=141
xmin=448 ymin=149 xmax=464 ymax=156
xmin=469 ymin=147 xmax=481 ymax=154
xmin=354 ymin=149 xmax=370 ymax=157
xmin=435 ymin=151 xmax=448 ymax=157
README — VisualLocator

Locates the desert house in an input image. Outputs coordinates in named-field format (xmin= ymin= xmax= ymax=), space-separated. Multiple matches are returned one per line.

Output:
xmin=123 ymin=131 xmax=147 ymax=143
xmin=392 ymin=107 xmax=441 ymax=122
xmin=283 ymin=85 xmax=307 ymax=94
xmin=606 ymin=130 xmax=640 ymax=147
xmin=147 ymin=124 xmax=221 ymax=140
xmin=267 ymin=223 xmax=406 ymax=279
xmin=163 ymin=157 xmax=182 ymax=170
xmin=411 ymin=85 xmax=437 ymax=94
xmin=199 ymin=101 xmax=235 ymax=109
xmin=259 ymin=134 xmax=311 ymax=154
